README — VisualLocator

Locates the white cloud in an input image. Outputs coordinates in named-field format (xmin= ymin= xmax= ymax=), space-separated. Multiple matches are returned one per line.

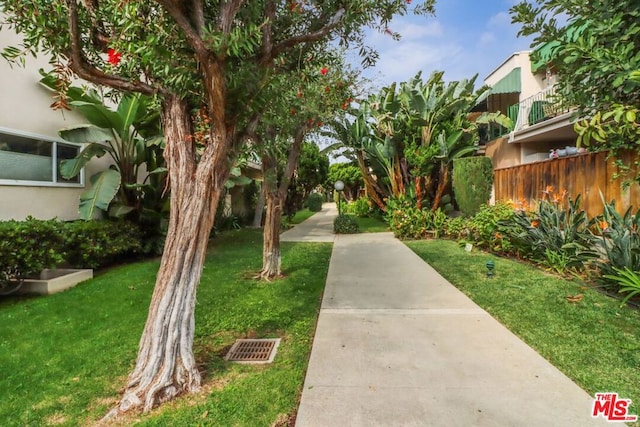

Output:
xmin=364 ymin=39 xmax=464 ymax=86
xmin=488 ymin=11 xmax=511 ymax=27
xmin=478 ymin=32 xmax=497 ymax=46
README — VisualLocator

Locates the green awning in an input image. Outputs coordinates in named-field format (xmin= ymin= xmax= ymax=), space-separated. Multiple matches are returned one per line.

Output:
xmin=490 ymin=67 xmax=521 ymax=94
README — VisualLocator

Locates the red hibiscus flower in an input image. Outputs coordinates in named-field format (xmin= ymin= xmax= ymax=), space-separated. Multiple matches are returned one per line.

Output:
xmin=107 ymin=48 xmax=121 ymax=66
xmin=320 ymin=67 xmax=329 ymax=75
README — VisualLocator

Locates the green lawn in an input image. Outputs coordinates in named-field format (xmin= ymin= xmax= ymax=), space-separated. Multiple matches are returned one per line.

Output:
xmin=0 ymin=229 xmax=331 ymax=426
xmin=287 ymin=208 xmax=317 ymax=225
xmin=406 ymin=239 xmax=640 ymax=421
xmin=356 ymin=215 xmax=389 ymax=233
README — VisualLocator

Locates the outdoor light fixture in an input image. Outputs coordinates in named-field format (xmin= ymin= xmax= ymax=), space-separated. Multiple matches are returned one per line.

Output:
xmin=486 ymin=260 xmax=495 ymax=278
xmin=334 ymin=180 xmax=345 ymax=215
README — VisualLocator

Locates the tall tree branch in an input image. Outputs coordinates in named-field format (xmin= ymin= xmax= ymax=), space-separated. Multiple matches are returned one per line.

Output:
xmin=155 ymin=0 xmax=208 ymax=57
xmin=190 ymin=0 xmax=205 ymax=35
xmin=66 ymin=0 xmax=159 ymax=95
xmin=268 ymin=8 xmax=345 ymax=62
xmin=278 ymin=124 xmax=310 ymax=196
xmin=219 ymin=0 xmax=246 ymax=34
xmin=260 ymin=0 xmax=276 ymax=63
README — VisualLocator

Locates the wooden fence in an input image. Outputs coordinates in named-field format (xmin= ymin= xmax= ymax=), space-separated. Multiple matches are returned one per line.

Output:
xmin=493 ymin=150 xmax=640 ymax=218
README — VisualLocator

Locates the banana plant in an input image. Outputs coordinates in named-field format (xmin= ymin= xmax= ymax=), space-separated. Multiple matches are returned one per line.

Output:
xmin=57 ymin=94 xmax=165 ymax=219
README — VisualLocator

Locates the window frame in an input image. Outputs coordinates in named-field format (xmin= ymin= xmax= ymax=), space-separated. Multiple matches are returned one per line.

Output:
xmin=0 ymin=126 xmax=85 ymax=188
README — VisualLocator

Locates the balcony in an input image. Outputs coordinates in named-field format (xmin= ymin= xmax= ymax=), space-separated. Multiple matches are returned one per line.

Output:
xmin=507 ymin=86 xmax=576 ymax=144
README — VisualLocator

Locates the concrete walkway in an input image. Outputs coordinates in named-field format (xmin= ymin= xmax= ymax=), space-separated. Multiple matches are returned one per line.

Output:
xmin=286 ymin=205 xmax=622 ymax=426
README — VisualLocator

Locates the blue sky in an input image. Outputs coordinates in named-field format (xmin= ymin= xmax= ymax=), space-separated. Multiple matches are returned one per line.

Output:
xmin=354 ymin=0 xmax=534 ymax=88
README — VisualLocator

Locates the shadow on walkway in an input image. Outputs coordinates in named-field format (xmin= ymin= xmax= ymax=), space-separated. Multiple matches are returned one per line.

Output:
xmin=284 ymin=207 xmax=617 ymax=426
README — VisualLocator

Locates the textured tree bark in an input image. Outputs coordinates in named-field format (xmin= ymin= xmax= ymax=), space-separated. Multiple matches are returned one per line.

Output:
xmin=261 ymin=189 xmax=283 ymax=278
xmin=432 ymin=163 xmax=450 ymax=211
xmin=251 ymin=183 xmax=266 ymax=228
xmin=258 ymin=126 xmax=307 ymax=279
xmin=356 ymin=151 xmax=386 ymax=212
xmin=415 ymin=176 xmax=424 ymax=209
xmin=104 ymin=93 xmax=230 ymax=418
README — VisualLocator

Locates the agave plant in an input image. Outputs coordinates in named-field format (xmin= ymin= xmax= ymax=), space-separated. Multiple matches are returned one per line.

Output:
xmin=507 ymin=195 xmax=598 ymax=272
xmin=603 ymin=266 xmax=640 ymax=306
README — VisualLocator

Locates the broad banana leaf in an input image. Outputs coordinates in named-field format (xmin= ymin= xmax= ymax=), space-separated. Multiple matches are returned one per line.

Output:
xmin=59 ymin=124 xmax=114 ymax=144
xmin=117 ymin=94 xmax=140 ymax=137
xmin=69 ymin=101 xmax=125 ymax=132
xmin=79 ymin=169 xmax=121 ymax=220
xmin=59 ymin=142 xmax=111 ymax=179
xmin=108 ymin=203 xmax=135 ymax=218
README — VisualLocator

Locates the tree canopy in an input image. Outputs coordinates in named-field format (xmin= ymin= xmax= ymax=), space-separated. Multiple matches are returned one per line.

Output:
xmin=511 ymin=0 xmax=640 ymax=114
xmin=511 ymin=1 xmax=640 ymax=180
xmin=0 ymin=0 xmax=437 ymax=417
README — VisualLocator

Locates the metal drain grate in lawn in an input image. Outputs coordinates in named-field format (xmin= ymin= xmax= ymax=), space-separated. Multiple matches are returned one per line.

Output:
xmin=225 ymin=338 xmax=281 ymax=364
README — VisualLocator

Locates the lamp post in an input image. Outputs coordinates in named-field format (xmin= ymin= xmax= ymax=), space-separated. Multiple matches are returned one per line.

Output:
xmin=334 ymin=180 xmax=345 ymax=215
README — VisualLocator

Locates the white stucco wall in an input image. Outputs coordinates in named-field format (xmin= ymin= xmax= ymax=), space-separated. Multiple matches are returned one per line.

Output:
xmin=484 ymin=51 xmax=546 ymax=100
xmin=0 ymin=26 xmax=110 ymax=221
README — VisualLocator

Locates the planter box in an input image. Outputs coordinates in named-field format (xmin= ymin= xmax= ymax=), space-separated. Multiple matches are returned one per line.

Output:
xmin=17 ymin=269 xmax=93 ymax=295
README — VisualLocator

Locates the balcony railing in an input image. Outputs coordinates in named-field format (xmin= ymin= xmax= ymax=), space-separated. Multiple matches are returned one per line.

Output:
xmin=510 ymin=85 xmax=571 ymax=133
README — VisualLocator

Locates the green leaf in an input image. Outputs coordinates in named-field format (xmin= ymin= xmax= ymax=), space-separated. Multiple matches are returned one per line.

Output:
xmin=59 ymin=124 xmax=114 ymax=144
xmin=69 ymin=101 xmax=124 ymax=133
xmin=625 ymin=109 xmax=636 ymax=123
xmin=78 ymin=170 xmax=121 ymax=220
xmin=148 ymin=167 xmax=168 ymax=175
xmin=59 ymin=143 xmax=110 ymax=179
xmin=145 ymin=136 xmax=165 ymax=147
xmin=117 ymin=94 xmax=140 ymax=135
xmin=135 ymin=138 xmax=146 ymax=165
xmin=108 ymin=203 xmax=135 ymax=218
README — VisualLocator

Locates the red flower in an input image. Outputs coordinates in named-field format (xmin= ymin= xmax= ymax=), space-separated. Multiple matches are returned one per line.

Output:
xmin=107 ymin=48 xmax=121 ymax=66
xmin=320 ymin=67 xmax=329 ymax=75
xmin=325 ymin=86 xmax=330 ymax=92
xmin=406 ymin=0 xmax=412 ymax=4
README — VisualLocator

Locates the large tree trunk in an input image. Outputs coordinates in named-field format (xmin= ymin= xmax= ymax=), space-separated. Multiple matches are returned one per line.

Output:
xmin=258 ymin=125 xmax=307 ymax=279
xmin=105 ymin=94 xmax=230 ymax=418
xmin=251 ymin=182 xmax=266 ymax=228
xmin=261 ymin=189 xmax=283 ymax=278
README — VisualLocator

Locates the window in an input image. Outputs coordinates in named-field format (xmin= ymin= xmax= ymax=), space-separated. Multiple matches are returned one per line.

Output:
xmin=0 ymin=127 xmax=83 ymax=187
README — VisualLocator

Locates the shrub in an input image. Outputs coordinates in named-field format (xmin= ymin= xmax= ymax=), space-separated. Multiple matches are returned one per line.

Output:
xmin=306 ymin=193 xmax=324 ymax=212
xmin=444 ymin=216 xmax=470 ymax=240
xmin=346 ymin=197 xmax=371 ymax=217
xmin=0 ymin=219 xmax=146 ymax=284
xmin=62 ymin=221 xmax=144 ymax=269
xmin=466 ymin=202 xmax=516 ymax=252
xmin=334 ymin=214 xmax=359 ymax=234
xmin=386 ymin=197 xmax=448 ymax=240
xmin=0 ymin=218 xmax=65 ymax=284
xmin=452 ymin=157 xmax=493 ymax=216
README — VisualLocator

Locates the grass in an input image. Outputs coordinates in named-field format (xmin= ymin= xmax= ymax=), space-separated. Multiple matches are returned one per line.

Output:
xmin=356 ymin=215 xmax=388 ymax=233
xmin=0 ymin=229 xmax=332 ymax=426
xmin=406 ymin=238 xmax=640 ymax=422
xmin=287 ymin=208 xmax=317 ymax=225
